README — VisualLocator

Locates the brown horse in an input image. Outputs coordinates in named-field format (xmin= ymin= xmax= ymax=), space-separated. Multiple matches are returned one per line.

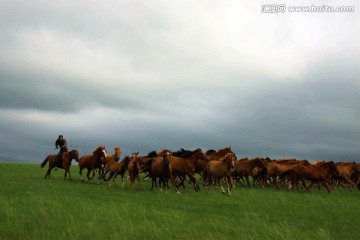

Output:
xmin=291 ymin=161 xmax=338 ymax=193
xmin=102 ymin=156 xmax=132 ymax=187
xmin=41 ymin=149 xmax=80 ymax=179
xmin=232 ymin=157 xmax=268 ymax=187
xmin=336 ymin=162 xmax=360 ymax=190
xmin=150 ymin=150 xmax=180 ymax=194
xmin=266 ymin=159 xmax=310 ymax=189
xmin=207 ymin=152 xmax=236 ymax=196
xmin=170 ymin=148 xmax=209 ymax=191
xmin=102 ymin=147 xmax=121 ymax=166
xmin=137 ymin=151 xmax=157 ymax=177
xmin=127 ymin=152 xmax=141 ymax=190
xmin=78 ymin=146 xmax=107 ymax=182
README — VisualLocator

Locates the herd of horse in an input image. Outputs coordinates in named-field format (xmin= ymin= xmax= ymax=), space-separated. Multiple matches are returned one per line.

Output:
xmin=40 ymin=146 xmax=360 ymax=195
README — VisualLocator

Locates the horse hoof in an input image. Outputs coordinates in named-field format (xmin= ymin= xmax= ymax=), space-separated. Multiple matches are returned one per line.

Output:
xmin=176 ymin=191 xmax=181 ymax=195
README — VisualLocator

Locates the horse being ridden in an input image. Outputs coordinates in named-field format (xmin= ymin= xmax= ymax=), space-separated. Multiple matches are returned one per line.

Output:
xmin=78 ymin=146 xmax=107 ymax=182
xmin=41 ymin=149 xmax=80 ymax=179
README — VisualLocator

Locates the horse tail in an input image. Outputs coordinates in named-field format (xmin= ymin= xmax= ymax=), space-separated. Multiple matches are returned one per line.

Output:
xmin=40 ymin=157 xmax=49 ymax=168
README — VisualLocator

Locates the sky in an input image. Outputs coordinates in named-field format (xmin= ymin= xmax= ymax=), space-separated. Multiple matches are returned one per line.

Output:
xmin=0 ymin=0 xmax=359 ymax=163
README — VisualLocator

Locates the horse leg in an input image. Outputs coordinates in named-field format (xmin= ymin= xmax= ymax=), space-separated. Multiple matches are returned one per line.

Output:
xmin=68 ymin=169 xmax=72 ymax=180
xmin=187 ymin=173 xmax=200 ymax=191
xmin=151 ymin=177 xmax=156 ymax=190
xmin=272 ymin=176 xmax=280 ymax=189
xmin=245 ymin=175 xmax=250 ymax=187
xmin=224 ymin=176 xmax=231 ymax=196
xmin=108 ymin=172 xmax=115 ymax=187
xmin=79 ymin=167 xmax=85 ymax=182
xmin=45 ymin=167 xmax=52 ymax=179
xmin=302 ymin=178 xmax=311 ymax=192
xmin=207 ymin=174 xmax=212 ymax=193
xmin=219 ymin=177 xmax=226 ymax=194
xmin=86 ymin=169 xmax=91 ymax=181
xmin=169 ymin=174 xmax=180 ymax=195
xmin=89 ymin=168 xmax=96 ymax=181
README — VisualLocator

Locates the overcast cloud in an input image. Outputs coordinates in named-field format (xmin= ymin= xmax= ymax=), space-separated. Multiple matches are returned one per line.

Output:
xmin=0 ymin=0 xmax=359 ymax=163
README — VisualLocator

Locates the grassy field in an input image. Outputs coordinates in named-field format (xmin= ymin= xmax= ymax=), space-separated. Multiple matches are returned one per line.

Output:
xmin=0 ymin=163 xmax=359 ymax=240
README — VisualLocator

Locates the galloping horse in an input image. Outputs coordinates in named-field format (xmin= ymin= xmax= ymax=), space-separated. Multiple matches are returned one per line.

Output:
xmin=102 ymin=156 xmax=132 ymax=187
xmin=137 ymin=151 xmax=157 ymax=179
xmin=102 ymin=147 xmax=121 ymax=166
xmin=170 ymin=148 xmax=209 ymax=191
xmin=207 ymin=152 xmax=236 ymax=196
xmin=232 ymin=157 xmax=268 ymax=187
xmin=41 ymin=149 xmax=80 ymax=180
xmin=127 ymin=152 xmax=141 ymax=190
xmin=291 ymin=161 xmax=338 ymax=193
xmin=78 ymin=146 xmax=107 ymax=182
xmin=150 ymin=150 xmax=180 ymax=194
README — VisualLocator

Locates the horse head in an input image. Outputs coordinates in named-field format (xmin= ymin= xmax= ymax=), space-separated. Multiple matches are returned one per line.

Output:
xmin=193 ymin=149 xmax=209 ymax=162
xmin=131 ymin=152 xmax=139 ymax=163
xmin=162 ymin=150 xmax=172 ymax=165
xmin=70 ymin=149 xmax=80 ymax=162
xmin=93 ymin=146 xmax=107 ymax=159
xmin=220 ymin=153 xmax=236 ymax=171
xmin=114 ymin=147 xmax=121 ymax=161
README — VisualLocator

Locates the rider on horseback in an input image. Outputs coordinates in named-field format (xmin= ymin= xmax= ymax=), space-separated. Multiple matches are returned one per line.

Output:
xmin=55 ymin=135 xmax=68 ymax=168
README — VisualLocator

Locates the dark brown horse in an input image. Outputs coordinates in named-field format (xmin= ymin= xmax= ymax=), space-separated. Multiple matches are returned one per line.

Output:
xmin=137 ymin=151 xmax=157 ymax=177
xmin=78 ymin=146 xmax=107 ymax=182
xmin=232 ymin=157 xmax=268 ymax=187
xmin=266 ymin=159 xmax=310 ymax=189
xmin=150 ymin=150 xmax=180 ymax=194
xmin=170 ymin=148 xmax=209 ymax=191
xmin=207 ymin=152 xmax=236 ymax=196
xmin=127 ymin=152 xmax=141 ymax=190
xmin=102 ymin=156 xmax=132 ymax=187
xmin=41 ymin=149 xmax=80 ymax=179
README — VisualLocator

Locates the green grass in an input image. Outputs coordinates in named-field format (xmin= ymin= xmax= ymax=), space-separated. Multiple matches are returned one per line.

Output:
xmin=0 ymin=163 xmax=359 ymax=240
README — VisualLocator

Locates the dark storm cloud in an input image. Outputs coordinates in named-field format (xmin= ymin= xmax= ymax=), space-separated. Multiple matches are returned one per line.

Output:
xmin=0 ymin=1 xmax=359 ymax=163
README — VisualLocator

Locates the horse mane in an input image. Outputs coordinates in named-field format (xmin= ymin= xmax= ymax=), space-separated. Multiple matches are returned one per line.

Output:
xmin=206 ymin=149 xmax=216 ymax=155
xmin=147 ymin=151 xmax=158 ymax=158
xmin=173 ymin=148 xmax=201 ymax=158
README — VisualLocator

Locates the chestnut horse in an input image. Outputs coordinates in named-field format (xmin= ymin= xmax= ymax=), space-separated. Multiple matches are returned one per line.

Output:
xmin=170 ymin=148 xmax=209 ymax=191
xmin=102 ymin=147 xmax=121 ymax=166
xmin=137 ymin=151 xmax=157 ymax=177
xmin=232 ymin=157 xmax=268 ymax=187
xmin=127 ymin=152 xmax=141 ymax=190
xmin=41 ymin=149 xmax=80 ymax=179
xmin=291 ymin=161 xmax=338 ymax=193
xmin=150 ymin=150 xmax=180 ymax=194
xmin=78 ymin=146 xmax=107 ymax=182
xmin=102 ymin=156 xmax=131 ymax=187
xmin=207 ymin=152 xmax=236 ymax=196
